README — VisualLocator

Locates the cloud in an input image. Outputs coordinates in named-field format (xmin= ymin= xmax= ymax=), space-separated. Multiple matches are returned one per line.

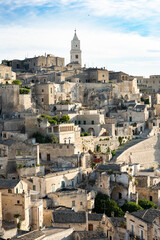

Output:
xmin=1 ymin=24 xmax=160 ymax=77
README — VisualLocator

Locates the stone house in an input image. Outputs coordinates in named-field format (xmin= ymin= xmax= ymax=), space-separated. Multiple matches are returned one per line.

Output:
xmin=9 ymin=54 xmax=64 ymax=72
xmin=32 ymin=82 xmax=55 ymax=112
xmin=84 ymin=68 xmax=109 ymax=83
xmin=47 ymin=123 xmax=80 ymax=145
xmin=31 ymin=168 xmax=83 ymax=198
xmin=47 ymin=187 xmax=95 ymax=212
xmin=109 ymin=71 xmax=129 ymax=82
xmin=126 ymin=209 xmax=160 ymax=240
xmin=95 ymin=165 xmax=136 ymax=205
xmin=72 ymin=109 xmax=105 ymax=136
xmin=52 ymin=209 xmax=87 ymax=231
xmin=0 ymin=64 xmax=16 ymax=82
xmin=0 ymin=179 xmax=43 ymax=231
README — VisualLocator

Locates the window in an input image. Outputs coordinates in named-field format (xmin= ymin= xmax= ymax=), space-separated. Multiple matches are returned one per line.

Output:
xmin=88 ymin=224 xmax=93 ymax=231
xmin=119 ymin=192 xmax=122 ymax=199
xmin=8 ymin=189 xmax=12 ymax=193
xmin=153 ymin=122 xmax=156 ymax=126
xmin=80 ymin=202 xmax=82 ymax=205
xmin=33 ymin=185 xmax=36 ymax=191
xmin=61 ymin=181 xmax=65 ymax=188
xmin=16 ymin=149 xmax=21 ymax=156
xmin=102 ymin=75 xmax=105 ymax=77
xmin=39 ymin=153 xmax=41 ymax=159
xmin=42 ymin=98 xmax=44 ymax=102
xmin=83 ymin=120 xmax=86 ymax=125
xmin=150 ymin=196 xmax=152 ymax=201
xmin=42 ymin=89 xmax=44 ymax=92
xmin=72 ymin=200 xmax=75 ymax=207
xmin=91 ymin=120 xmax=94 ymax=125
xmin=140 ymin=230 xmax=144 ymax=240
xmin=16 ymin=188 xmax=18 ymax=194
xmin=47 ymin=154 xmax=50 ymax=161
xmin=72 ymin=180 xmax=74 ymax=187
xmin=129 ymin=116 xmax=132 ymax=122
xmin=75 ymin=55 xmax=78 ymax=59
xmin=52 ymin=185 xmax=55 ymax=192
xmin=78 ymin=121 xmax=81 ymax=124
xmin=17 ymin=200 xmax=20 ymax=204
xmin=131 ymin=224 xmax=134 ymax=235
xmin=75 ymin=120 xmax=77 ymax=125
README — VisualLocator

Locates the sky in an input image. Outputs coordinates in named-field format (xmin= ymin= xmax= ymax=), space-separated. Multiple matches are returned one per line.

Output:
xmin=1 ymin=0 xmax=160 ymax=77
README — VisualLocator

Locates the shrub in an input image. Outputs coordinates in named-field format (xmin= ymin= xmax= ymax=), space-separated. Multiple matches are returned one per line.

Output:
xmin=12 ymin=80 xmax=21 ymax=85
xmin=138 ymin=199 xmax=157 ymax=209
xmin=122 ymin=202 xmax=143 ymax=213
xmin=19 ymin=88 xmax=30 ymax=94
xmin=94 ymin=193 xmax=124 ymax=217
xmin=32 ymin=132 xmax=58 ymax=144
xmin=84 ymin=132 xmax=89 ymax=136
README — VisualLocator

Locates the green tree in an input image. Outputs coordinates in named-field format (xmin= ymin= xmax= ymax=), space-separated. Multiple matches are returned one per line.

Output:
xmin=60 ymin=115 xmax=70 ymax=123
xmin=12 ymin=80 xmax=21 ymax=85
xmin=94 ymin=193 xmax=124 ymax=217
xmin=122 ymin=202 xmax=143 ymax=213
xmin=47 ymin=134 xmax=58 ymax=144
xmin=138 ymin=199 xmax=157 ymax=209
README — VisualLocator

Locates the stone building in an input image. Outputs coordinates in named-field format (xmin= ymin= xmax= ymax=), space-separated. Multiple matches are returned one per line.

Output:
xmin=0 ymin=179 xmax=43 ymax=231
xmin=126 ymin=209 xmax=160 ymax=240
xmin=32 ymin=168 xmax=83 ymax=198
xmin=47 ymin=187 xmax=95 ymax=212
xmin=32 ymin=82 xmax=55 ymax=113
xmin=73 ymin=231 xmax=107 ymax=240
xmin=68 ymin=30 xmax=82 ymax=69
xmin=109 ymin=71 xmax=129 ymax=82
xmin=0 ymin=64 xmax=16 ymax=82
xmin=8 ymin=54 xmax=65 ymax=72
xmin=95 ymin=164 xmax=136 ymax=206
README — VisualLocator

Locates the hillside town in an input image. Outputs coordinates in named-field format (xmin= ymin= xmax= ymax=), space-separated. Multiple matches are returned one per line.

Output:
xmin=0 ymin=30 xmax=160 ymax=240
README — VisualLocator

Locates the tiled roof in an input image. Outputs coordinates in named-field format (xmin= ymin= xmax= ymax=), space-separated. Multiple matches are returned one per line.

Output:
xmin=88 ymin=213 xmax=103 ymax=221
xmin=75 ymin=231 xmax=107 ymax=239
xmin=52 ymin=210 xmax=86 ymax=223
xmin=13 ymin=230 xmax=45 ymax=240
xmin=0 ymin=179 xmax=19 ymax=188
xmin=97 ymin=164 xmax=121 ymax=172
xmin=109 ymin=217 xmax=126 ymax=227
xmin=130 ymin=209 xmax=160 ymax=223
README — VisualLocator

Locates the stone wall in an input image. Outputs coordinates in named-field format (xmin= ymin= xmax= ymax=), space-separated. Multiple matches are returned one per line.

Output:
xmin=116 ymin=135 xmax=160 ymax=169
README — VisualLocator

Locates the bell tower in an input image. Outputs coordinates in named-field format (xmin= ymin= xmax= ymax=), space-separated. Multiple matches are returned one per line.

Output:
xmin=70 ymin=30 xmax=82 ymax=66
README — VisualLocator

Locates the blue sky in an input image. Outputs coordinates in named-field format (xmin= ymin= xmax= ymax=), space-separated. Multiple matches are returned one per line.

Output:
xmin=1 ymin=0 xmax=160 ymax=76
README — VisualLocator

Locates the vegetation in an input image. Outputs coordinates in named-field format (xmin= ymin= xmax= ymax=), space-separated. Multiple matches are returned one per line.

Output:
xmin=12 ymin=80 xmax=21 ymax=85
xmin=118 ymin=136 xmax=124 ymax=146
xmin=14 ymin=214 xmax=21 ymax=218
xmin=121 ymin=202 xmax=143 ymax=213
xmin=32 ymin=132 xmax=58 ymax=144
xmin=107 ymin=147 xmax=110 ymax=153
xmin=94 ymin=193 xmax=124 ymax=217
xmin=141 ymin=97 xmax=150 ymax=105
xmin=96 ymin=145 xmax=101 ymax=152
xmin=39 ymin=114 xmax=70 ymax=125
xmin=19 ymin=88 xmax=30 ymax=94
xmin=111 ymin=149 xmax=116 ymax=157
xmin=57 ymin=100 xmax=73 ymax=105
xmin=138 ymin=199 xmax=157 ymax=209
xmin=81 ymin=132 xmax=89 ymax=137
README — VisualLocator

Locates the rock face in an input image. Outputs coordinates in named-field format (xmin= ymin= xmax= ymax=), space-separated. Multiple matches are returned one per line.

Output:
xmin=116 ymin=135 xmax=160 ymax=169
